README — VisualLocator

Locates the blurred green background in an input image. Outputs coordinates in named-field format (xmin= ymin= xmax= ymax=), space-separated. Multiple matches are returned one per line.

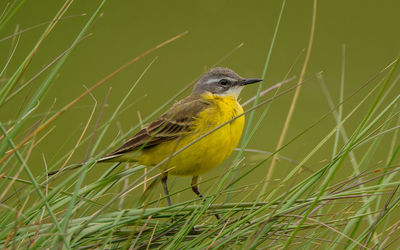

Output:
xmin=1 ymin=0 xmax=399 ymax=200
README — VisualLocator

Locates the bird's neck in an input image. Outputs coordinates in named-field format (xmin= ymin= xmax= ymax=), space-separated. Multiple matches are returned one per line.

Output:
xmin=200 ymin=92 xmax=242 ymax=110
xmin=201 ymin=92 xmax=239 ymax=101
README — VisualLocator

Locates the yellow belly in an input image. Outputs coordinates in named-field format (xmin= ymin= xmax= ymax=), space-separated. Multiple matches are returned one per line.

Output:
xmin=137 ymin=94 xmax=245 ymax=176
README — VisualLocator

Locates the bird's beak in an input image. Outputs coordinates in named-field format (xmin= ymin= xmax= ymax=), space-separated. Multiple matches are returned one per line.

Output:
xmin=239 ymin=78 xmax=263 ymax=86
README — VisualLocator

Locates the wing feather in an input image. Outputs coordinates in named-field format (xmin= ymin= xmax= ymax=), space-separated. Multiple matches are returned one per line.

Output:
xmin=104 ymin=95 xmax=211 ymax=157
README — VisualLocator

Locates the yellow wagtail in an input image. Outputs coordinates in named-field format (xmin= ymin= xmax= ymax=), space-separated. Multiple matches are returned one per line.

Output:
xmin=100 ymin=67 xmax=261 ymax=208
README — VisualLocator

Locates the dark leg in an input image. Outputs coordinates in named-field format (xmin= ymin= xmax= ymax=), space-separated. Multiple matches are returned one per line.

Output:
xmin=191 ymin=176 xmax=220 ymax=220
xmin=161 ymin=172 xmax=172 ymax=206
xmin=191 ymin=176 xmax=204 ymax=199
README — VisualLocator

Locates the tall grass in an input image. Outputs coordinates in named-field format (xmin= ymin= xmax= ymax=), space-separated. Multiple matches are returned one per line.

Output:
xmin=1 ymin=1 xmax=400 ymax=249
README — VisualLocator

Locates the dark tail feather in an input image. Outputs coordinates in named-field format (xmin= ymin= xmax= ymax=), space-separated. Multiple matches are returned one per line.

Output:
xmin=47 ymin=163 xmax=84 ymax=176
xmin=47 ymin=154 xmax=122 ymax=176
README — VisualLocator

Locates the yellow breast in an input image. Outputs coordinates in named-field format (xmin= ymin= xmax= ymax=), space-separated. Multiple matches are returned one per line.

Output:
xmin=137 ymin=94 xmax=245 ymax=176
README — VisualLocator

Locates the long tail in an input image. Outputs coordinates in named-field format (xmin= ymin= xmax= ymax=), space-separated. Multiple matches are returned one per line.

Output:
xmin=47 ymin=154 xmax=122 ymax=176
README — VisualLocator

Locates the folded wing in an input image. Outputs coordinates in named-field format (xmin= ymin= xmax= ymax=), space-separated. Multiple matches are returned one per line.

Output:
xmin=103 ymin=95 xmax=211 ymax=158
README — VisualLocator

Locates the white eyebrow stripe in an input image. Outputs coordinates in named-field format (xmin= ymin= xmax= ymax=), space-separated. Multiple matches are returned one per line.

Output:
xmin=205 ymin=77 xmax=236 ymax=84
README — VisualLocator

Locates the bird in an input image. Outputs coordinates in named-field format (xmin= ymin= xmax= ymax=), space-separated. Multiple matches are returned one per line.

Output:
xmin=48 ymin=67 xmax=261 ymax=215
xmin=100 ymin=67 xmax=262 ymax=210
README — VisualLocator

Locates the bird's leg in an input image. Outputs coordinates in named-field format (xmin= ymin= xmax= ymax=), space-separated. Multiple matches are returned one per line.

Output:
xmin=191 ymin=176 xmax=220 ymax=220
xmin=191 ymin=176 xmax=204 ymax=199
xmin=161 ymin=172 xmax=172 ymax=206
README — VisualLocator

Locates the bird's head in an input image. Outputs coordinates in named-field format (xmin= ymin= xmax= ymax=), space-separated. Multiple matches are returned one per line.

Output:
xmin=193 ymin=67 xmax=262 ymax=98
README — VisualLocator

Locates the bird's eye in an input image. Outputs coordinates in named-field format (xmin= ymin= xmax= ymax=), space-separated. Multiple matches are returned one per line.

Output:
xmin=219 ymin=79 xmax=229 ymax=86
